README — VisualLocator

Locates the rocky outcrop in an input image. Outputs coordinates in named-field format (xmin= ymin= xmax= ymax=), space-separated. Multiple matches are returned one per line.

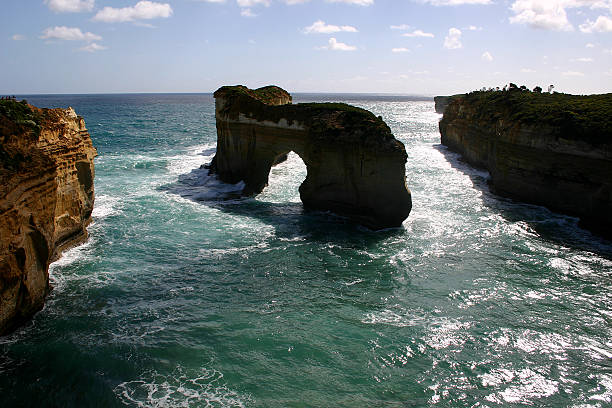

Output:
xmin=439 ymin=91 xmax=612 ymax=237
xmin=209 ymin=85 xmax=412 ymax=229
xmin=0 ymin=100 xmax=96 ymax=335
xmin=434 ymin=96 xmax=451 ymax=114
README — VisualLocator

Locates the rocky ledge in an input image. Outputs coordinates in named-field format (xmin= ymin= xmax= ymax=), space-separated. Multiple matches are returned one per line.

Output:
xmin=439 ymin=90 xmax=612 ymax=238
xmin=208 ymin=85 xmax=412 ymax=229
xmin=434 ymin=96 xmax=453 ymax=114
xmin=0 ymin=99 xmax=96 ymax=335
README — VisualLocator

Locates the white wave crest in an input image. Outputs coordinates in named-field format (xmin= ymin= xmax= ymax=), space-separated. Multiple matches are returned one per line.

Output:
xmin=92 ymin=194 xmax=122 ymax=219
xmin=166 ymin=144 xmax=216 ymax=177
xmin=114 ymin=366 xmax=250 ymax=408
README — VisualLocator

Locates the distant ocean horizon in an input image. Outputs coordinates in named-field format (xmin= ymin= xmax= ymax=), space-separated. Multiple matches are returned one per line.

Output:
xmin=1 ymin=93 xmax=611 ymax=407
xmin=13 ymin=91 xmax=435 ymax=100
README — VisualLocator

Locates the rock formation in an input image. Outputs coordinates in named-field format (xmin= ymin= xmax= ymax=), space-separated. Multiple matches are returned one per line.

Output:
xmin=0 ymin=100 xmax=96 ymax=335
xmin=434 ymin=96 xmax=452 ymax=114
xmin=439 ymin=91 xmax=612 ymax=238
xmin=209 ymin=85 xmax=412 ymax=229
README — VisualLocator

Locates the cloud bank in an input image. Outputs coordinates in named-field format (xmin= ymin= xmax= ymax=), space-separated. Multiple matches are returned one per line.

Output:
xmin=44 ymin=0 xmax=94 ymax=13
xmin=93 ymin=1 xmax=173 ymax=23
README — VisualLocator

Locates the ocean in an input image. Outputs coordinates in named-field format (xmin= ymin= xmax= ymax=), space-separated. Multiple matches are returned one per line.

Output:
xmin=1 ymin=93 xmax=611 ymax=407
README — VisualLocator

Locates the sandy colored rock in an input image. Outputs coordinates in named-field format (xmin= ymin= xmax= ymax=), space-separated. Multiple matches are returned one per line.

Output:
xmin=0 ymin=100 xmax=96 ymax=335
xmin=209 ymin=85 xmax=412 ymax=229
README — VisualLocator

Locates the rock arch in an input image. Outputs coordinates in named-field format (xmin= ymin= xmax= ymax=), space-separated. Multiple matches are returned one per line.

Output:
xmin=208 ymin=85 xmax=412 ymax=230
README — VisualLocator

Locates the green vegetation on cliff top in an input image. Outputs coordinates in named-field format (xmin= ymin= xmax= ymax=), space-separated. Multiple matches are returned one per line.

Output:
xmin=0 ymin=99 xmax=41 ymax=169
xmin=296 ymin=102 xmax=373 ymax=115
xmin=216 ymin=87 xmax=397 ymax=149
xmin=456 ymin=90 xmax=612 ymax=144
xmin=215 ymin=85 xmax=291 ymax=105
xmin=215 ymin=85 xmax=373 ymax=115
xmin=0 ymin=99 xmax=41 ymax=132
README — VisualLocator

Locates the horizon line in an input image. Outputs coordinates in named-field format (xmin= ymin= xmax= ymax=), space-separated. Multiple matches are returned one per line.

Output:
xmin=3 ymin=91 xmax=437 ymax=98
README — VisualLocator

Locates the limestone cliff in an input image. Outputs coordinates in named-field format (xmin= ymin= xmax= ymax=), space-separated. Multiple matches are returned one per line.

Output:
xmin=209 ymin=85 xmax=412 ymax=230
xmin=0 ymin=100 xmax=96 ymax=335
xmin=439 ymin=91 xmax=612 ymax=237
xmin=434 ymin=96 xmax=451 ymax=114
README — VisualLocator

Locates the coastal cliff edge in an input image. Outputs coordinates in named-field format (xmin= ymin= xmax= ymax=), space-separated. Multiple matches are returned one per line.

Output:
xmin=438 ymin=90 xmax=612 ymax=238
xmin=0 ymin=100 xmax=96 ymax=335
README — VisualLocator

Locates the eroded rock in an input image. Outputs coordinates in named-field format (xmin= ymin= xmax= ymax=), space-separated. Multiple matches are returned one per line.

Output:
xmin=209 ymin=85 xmax=412 ymax=229
xmin=439 ymin=91 xmax=612 ymax=238
xmin=0 ymin=100 xmax=96 ymax=334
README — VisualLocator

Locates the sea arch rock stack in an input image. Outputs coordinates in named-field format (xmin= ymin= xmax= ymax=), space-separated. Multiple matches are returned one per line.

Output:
xmin=0 ymin=100 xmax=96 ymax=335
xmin=209 ymin=85 xmax=412 ymax=229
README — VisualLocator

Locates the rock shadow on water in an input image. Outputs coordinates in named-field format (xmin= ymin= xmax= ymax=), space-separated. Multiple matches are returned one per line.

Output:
xmin=434 ymin=144 xmax=612 ymax=257
xmin=160 ymin=164 xmax=403 ymax=245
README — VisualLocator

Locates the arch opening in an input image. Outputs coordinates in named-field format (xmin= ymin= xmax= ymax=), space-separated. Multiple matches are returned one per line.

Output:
xmin=257 ymin=151 xmax=307 ymax=204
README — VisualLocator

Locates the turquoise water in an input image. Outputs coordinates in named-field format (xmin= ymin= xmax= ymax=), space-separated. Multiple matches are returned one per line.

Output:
xmin=1 ymin=94 xmax=611 ymax=407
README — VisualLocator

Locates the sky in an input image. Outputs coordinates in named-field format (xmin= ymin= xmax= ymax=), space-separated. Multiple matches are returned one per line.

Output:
xmin=1 ymin=0 xmax=612 ymax=95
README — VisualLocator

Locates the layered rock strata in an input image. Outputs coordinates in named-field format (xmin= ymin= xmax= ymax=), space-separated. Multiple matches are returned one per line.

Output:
xmin=439 ymin=91 xmax=612 ymax=237
xmin=0 ymin=100 xmax=96 ymax=334
xmin=209 ymin=85 xmax=412 ymax=229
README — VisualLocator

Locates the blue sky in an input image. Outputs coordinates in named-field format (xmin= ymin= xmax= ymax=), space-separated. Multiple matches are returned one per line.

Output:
xmin=1 ymin=0 xmax=611 ymax=95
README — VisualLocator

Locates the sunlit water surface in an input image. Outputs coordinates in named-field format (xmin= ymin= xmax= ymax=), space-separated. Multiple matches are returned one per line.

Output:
xmin=1 ymin=93 xmax=611 ymax=407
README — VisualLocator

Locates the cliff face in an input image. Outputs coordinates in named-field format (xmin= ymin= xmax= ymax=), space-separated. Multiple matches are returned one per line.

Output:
xmin=209 ymin=85 xmax=412 ymax=230
xmin=0 ymin=100 xmax=96 ymax=335
xmin=434 ymin=96 xmax=451 ymax=114
xmin=439 ymin=92 xmax=612 ymax=237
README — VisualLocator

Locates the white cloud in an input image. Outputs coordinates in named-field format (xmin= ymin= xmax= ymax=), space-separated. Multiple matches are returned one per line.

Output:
xmin=580 ymin=15 xmax=612 ymax=32
xmin=237 ymin=0 xmax=270 ymax=6
xmin=509 ymin=0 xmax=612 ymax=31
xmin=521 ymin=68 xmax=536 ymax=72
xmin=241 ymin=8 xmax=257 ymax=16
xmin=11 ymin=34 xmax=26 ymax=41
xmin=392 ymin=47 xmax=410 ymax=52
xmin=318 ymin=37 xmax=357 ymax=51
xmin=41 ymin=26 xmax=102 ymax=42
xmin=339 ymin=75 xmax=368 ymax=82
xmin=93 ymin=1 xmax=173 ymax=23
xmin=402 ymin=29 xmax=435 ymax=37
xmin=509 ymin=0 xmax=573 ymax=31
xmin=80 ymin=42 xmax=107 ymax=52
xmin=399 ymin=70 xmax=429 ymax=79
xmin=481 ymin=51 xmax=493 ymax=61
xmin=466 ymin=25 xmax=483 ymax=30
xmin=419 ymin=0 xmax=491 ymax=5
xmin=284 ymin=0 xmax=310 ymax=3
xmin=326 ymin=0 xmax=374 ymax=5
xmin=390 ymin=24 xmax=411 ymax=30
xmin=237 ymin=0 xmax=269 ymax=15
xmin=44 ymin=0 xmax=94 ymax=13
xmin=304 ymin=20 xmax=358 ymax=34
xmin=562 ymin=70 xmax=585 ymax=76
xmin=572 ymin=57 xmax=594 ymax=61
xmin=586 ymin=42 xmax=595 ymax=47
xmin=444 ymin=27 xmax=462 ymax=49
